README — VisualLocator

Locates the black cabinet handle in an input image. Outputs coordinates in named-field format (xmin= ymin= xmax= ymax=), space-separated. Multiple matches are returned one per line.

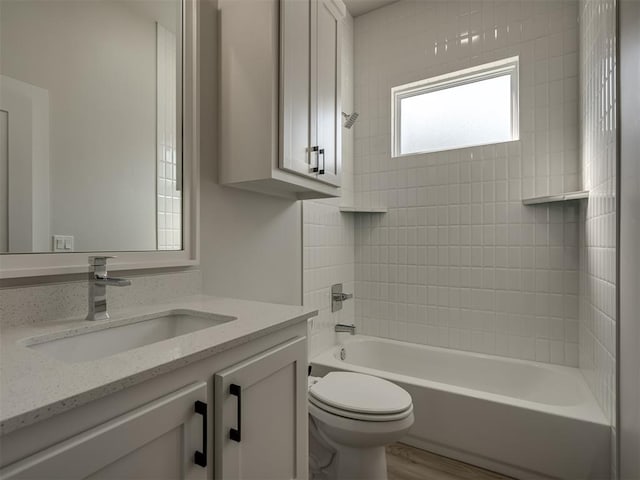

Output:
xmin=318 ymin=149 xmax=325 ymax=175
xmin=230 ymin=384 xmax=242 ymax=442
xmin=194 ymin=401 xmax=207 ymax=468
xmin=310 ymin=146 xmax=319 ymax=173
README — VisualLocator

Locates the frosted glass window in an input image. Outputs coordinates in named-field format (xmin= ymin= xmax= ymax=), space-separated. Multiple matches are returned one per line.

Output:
xmin=392 ymin=57 xmax=519 ymax=156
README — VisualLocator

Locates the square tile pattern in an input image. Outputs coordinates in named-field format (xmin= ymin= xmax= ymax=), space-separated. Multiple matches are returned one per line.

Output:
xmin=578 ymin=0 xmax=617 ymax=469
xmin=353 ymin=0 xmax=581 ymax=367
xmin=304 ymin=0 xmax=617 ymax=451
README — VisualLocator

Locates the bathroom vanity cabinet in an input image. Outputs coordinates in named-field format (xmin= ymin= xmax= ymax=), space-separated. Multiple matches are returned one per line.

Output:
xmin=219 ymin=0 xmax=345 ymax=199
xmin=0 ymin=383 xmax=209 ymax=480
xmin=0 ymin=324 xmax=308 ymax=480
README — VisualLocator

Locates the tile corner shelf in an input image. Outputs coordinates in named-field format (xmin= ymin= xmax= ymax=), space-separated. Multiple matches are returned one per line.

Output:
xmin=522 ymin=191 xmax=589 ymax=206
xmin=339 ymin=206 xmax=388 ymax=213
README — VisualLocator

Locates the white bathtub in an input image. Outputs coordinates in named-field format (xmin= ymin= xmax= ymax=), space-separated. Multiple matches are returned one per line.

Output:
xmin=311 ymin=335 xmax=610 ymax=480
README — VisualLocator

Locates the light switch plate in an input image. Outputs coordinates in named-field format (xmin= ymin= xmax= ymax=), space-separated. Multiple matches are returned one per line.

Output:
xmin=52 ymin=235 xmax=74 ymax=252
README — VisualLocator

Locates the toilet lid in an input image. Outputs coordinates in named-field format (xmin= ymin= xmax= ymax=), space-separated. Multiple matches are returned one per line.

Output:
xmin=309 ymin=395 xmax=414 ymax=422
xmin=309 ymin=372 xmax=412 ymax=415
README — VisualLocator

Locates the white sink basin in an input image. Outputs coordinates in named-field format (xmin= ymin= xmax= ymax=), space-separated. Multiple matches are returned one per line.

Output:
xmin=24 ymin=310 xmax=236 ymax=363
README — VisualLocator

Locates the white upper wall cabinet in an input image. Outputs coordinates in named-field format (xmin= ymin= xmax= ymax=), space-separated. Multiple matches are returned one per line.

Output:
xmin=219 ymin=0 xmax=345 ymax=199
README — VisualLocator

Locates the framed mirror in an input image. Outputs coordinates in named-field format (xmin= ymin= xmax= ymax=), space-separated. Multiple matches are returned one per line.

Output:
xmin=0 ymin=0 xmax=199 ymax=278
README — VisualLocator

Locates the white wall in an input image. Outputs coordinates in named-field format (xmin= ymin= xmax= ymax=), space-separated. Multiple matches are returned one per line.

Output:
xmin=0 ymin=111 xmax=7 ymax=251
xmin=578 ymin=0 xmax=617 ymax=455
xmin=619 ymin=2 xmax=640 ymax=477
xmin=0 ymin=0 xmax=159 ymax=252
xmin=352 ymin=0 xmax=581 ymax=366
xmin=0 ymin=75 xmax=51 ymax=252
xmin=198 ymin=0 xmax=302 ymax=306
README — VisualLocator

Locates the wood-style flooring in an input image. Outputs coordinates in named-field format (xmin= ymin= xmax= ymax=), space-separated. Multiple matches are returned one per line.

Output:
xmin=386 ymin=443 xmax=514 ymax=480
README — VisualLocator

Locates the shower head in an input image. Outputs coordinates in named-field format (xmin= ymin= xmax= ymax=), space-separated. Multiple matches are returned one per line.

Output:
xmin=342 ymin=112 xmax=359 ymax=129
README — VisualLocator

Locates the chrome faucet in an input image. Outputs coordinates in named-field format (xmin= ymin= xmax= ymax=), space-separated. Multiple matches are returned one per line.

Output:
xmin=335 ymin=323 xmax=356 ymax=335
xmin=86 ymin=256 xmax=131 ymax=321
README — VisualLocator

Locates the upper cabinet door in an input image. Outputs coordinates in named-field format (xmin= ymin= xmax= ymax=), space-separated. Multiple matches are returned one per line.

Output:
xmin=314 ymin=0 xmax=342 ymax=187
xmin=280 ymin=0 xmax=314 ymax=178
xmin=280 ymin=0 xmax=343 ymax=186
xmin=214 ymin=337 xmax=307 ymax=480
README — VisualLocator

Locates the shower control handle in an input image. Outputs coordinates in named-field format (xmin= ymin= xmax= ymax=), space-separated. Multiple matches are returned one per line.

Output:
xmin=333 ymin=292 xmax=353 ymax=301
xmin=331 ymin=283 xmax=353 ymax=312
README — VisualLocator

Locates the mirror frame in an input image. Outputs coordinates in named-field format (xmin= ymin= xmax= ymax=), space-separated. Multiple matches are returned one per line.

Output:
xmin=0 ymin=0 xmax=200 ymax=279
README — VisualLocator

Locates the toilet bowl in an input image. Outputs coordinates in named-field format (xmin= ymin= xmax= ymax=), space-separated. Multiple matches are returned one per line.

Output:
xmin=308 ymin=372 xmax=414 ymax=480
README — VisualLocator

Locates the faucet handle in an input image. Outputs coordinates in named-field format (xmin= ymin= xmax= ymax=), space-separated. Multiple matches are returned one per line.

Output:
xmin=332 ymin=292 xmax=353 ymax=301
xmin=88 ymin=256 xmax=116 ymax=266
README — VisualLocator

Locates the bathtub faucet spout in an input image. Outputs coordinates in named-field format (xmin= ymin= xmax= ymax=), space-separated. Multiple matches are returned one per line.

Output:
xmin=335 ymin=323 xmax=356 ymax=335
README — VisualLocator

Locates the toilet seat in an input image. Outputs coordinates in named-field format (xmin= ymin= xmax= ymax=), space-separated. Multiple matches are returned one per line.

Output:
xmin=308 ymin=401 xmax=415 ymax=449
xmin=308 ymin=372 xmax=413 ymax=421
xmin=309 ymin=394 xmax=413 ymax=422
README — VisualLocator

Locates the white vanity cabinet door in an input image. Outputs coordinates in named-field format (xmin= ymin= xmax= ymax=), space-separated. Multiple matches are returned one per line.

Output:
xmin=214 ymin=337 xmax=307 ymax=480
xmin=0 ymin=382 xmax=208 ymax=480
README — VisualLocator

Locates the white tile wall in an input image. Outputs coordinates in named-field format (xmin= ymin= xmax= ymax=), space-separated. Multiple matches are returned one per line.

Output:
xmin=304 ymin=202 xmax=356 ymax=357
xmin=304 ymin=13 xmax=356 ymax=358
xmin=578 ymin=0 xmax=617 ymax=446
xmin=352 ymin=0 xmax=581 ymax=366
xmin=354 ymin=0 xmax=580 ymax=205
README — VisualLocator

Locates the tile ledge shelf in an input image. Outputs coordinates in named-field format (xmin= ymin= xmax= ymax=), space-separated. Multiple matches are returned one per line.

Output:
xmin=522 ymin=191 xmax=589 ymax=205
xmin=339 ymin=206 xmax=388 ymax=213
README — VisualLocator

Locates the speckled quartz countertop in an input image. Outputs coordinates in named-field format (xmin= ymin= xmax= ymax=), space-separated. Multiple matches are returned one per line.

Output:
xmin=0 ymin=295 xmax=317 ymax=435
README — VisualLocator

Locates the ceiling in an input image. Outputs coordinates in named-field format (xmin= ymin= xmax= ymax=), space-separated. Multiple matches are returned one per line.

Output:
xmin=342 ymin=0 xmax=399 ymax=17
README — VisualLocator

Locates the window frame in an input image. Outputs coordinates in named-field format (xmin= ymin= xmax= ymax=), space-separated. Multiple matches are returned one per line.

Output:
xmin=391 ymin=56 xmax=520 ymax=158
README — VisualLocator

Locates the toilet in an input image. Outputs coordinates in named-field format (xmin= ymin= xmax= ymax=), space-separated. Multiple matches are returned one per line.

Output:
xmin=308 ymin=372 xmax=414 ymax=480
